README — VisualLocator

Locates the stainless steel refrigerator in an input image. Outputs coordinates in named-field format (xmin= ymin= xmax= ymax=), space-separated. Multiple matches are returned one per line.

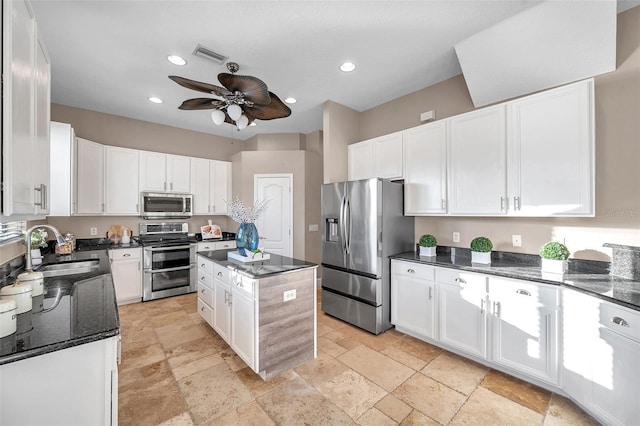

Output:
xmin=321 ymin=178 xmax=414 ymax=334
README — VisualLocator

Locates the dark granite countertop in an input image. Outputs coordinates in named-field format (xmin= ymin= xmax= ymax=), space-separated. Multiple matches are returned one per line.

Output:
xmin=75 ymin=237 xmax=141 ymax=251
xmin=197 ymin=249 xmax=317 ymax=279
xmin=391 ymin=248 xmax=640 ymax=312
xmin=0 ymin=250 xmax=119 ymax=365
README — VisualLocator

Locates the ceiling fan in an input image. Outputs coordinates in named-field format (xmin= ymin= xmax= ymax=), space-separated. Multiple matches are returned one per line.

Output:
xmin=169 ymin=62 xmax=291 ymax=130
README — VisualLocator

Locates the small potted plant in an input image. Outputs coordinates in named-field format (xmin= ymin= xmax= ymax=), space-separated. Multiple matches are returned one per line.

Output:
xmin=418 ymin=234 xmax=437 ymax=257
xmin=539 ymin=241 xmax=570 ymax=274
xmin=470 ymin=236 xmax=493 ymax=264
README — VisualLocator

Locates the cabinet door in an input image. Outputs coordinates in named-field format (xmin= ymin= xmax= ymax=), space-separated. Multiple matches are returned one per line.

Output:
xmin=213 ymin=279 xmax=231 ymax=342
xmin=34 ymin=32 xmax=51 ymax=215
xmin=448 ymin=105 xmax=507 ymax=215
xmin=437 ymin=281 xmax=487 ymax=359
xmin=110 ymin=257 xmax=142 ymax=304
xmin=231 ymin=287 xmax=255 ymax=370
xmin=49 ymin=122 xmax=76 ymax=216
xmin=348 ymin=141 xmax=373 ymax=181
xmin=139 ymin=151 xmax=167 ymax=191
xmin=507 ymin=79 xmax=594 ymax=216
xmin=76 ymin=138 xmax=104 ymax=215
xmin=166 ymin=154 xmax=191 ymax=192
xmin=190 ymin=157 xmax=210 ymax=214
xmin=490 ymin=278 xmax=559 ymax=385
xmin=104 ymin=146 xmax=139 ymax=214
xmin=373 ymin=132 xmax=403 ymax=179
xmin=211 ymin=160 xmax=231 ymax=214
xmin=403 ymin=122 xmax=447 ymax=215
xmin=3 ymin=0 xmax=36 ymax=215
xmin=391 ymin=265 xmax=436 ymax=340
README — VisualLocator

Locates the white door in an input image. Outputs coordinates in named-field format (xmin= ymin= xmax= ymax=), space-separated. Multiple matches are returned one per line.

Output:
xmin=254 ymin=174 xmax=293 ymax=257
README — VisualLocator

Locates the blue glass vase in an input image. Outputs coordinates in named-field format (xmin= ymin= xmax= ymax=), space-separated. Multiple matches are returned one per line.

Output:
xmin=235 ymin=222 xmax=259 ymax=256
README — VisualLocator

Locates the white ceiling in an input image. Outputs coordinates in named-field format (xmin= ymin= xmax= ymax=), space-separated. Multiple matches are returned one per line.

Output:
xmin=30 ymin=1 xmax=640 ymax=141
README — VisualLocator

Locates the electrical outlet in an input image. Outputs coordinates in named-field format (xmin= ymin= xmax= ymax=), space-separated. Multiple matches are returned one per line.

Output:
xmin=452 ymin=232 xmax=460 ymax=243
xmin=512 ymin=234 xmax=522 ymax=247
xmin=90 ymin=227 xmax=98 ymax=236
xmin=283 ymin=289 xmax=296 ymax=302
xmin=308 ymin=224 xmax=319 ymax=232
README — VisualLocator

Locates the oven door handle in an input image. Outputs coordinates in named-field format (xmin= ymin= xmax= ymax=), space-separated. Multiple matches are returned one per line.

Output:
xmin=143 ymin=264 xmax=196 ymax=274
xmin=144 ymin=245 xmax=195 ymax=252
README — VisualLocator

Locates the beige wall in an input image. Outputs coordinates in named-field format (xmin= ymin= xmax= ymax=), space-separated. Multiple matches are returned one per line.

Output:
xmin=51 ymin=104 xmax=243 ymax=161
xmin=322 ymin=101 xmax=359 ymax=183
xmin=324 ymin=6 xmax=640 ymax=261
xmin=243 ymin=133 xmax=304 ymax=151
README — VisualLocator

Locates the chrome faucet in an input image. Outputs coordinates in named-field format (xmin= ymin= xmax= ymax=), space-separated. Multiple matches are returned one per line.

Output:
xmin=25 ymin=224 xmax=66 ymax=271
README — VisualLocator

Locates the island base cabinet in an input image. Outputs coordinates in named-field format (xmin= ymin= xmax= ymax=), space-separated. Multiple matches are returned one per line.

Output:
xmin=231 ymin=287 xmax=256 ymax=370
xmin=0 ymin=337 xmax=119 ymax=426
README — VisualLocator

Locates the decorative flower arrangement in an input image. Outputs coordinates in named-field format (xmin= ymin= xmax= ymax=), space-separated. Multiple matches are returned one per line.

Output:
xmin=226 ymin=197 xmax=270 ymax=224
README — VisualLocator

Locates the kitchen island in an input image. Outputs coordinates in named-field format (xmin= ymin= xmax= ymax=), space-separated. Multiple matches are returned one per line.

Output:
xmin=0 ymin=249 xmax=119 ymax=426
xmin=197 ymin=249 xmax=317 ymax=380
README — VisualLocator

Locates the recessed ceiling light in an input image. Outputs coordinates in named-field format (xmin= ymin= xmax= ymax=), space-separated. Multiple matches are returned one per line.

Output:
xmin=148 ymin=97 xmax=163 ymax=104
xmin=340 ymin=62 xmax=356 ymax=72
xmin=167 ymin=55 xmax=187 ymax=66
xmin=284 ymin=97 xmax=297 ymax=104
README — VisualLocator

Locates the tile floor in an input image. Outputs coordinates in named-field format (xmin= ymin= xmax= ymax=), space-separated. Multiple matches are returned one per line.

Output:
xmin=118 ymin=293 xmax=599 ymax=426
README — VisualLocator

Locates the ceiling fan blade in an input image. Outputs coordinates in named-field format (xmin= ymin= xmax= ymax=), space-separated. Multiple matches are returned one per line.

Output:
xmin=178 ymin=98 xmax=225 ymax=110
xmin=218 ymin=73 xmax=271 ymax=105
xmin=246 ymin=92 xmax=292 ymax=120
xmin=169 ymin=75 xmax=231 ymax=97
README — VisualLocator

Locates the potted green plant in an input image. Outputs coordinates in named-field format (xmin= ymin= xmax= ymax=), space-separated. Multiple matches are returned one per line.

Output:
xmin=418 ymin=234 xmax=437 ymax=257
xmin=539 ymin=241 xmax=570 ymax=274
xmin=470 ymin=236 xmax=493 ymax=264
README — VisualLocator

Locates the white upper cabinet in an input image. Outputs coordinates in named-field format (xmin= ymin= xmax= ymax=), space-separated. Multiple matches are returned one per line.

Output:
xmin=190 ymin=157 xmax=210 ymax=215
xmin=348 ymin=132 xmax=403 ymax=181
xmin=139 ymin=152 xmax=191 ymax=193
xmin=2 ymin=0 xmax=51 ymax=217
xmin=76 ymin=138 xmax=104 ymax=215
xmin=49 ymin=122 xmax=77 ymax=216
xmin=104 ymin=146 xmax=139 ymax=215
xmin=190 ymin=158 xmax=231 ymax=215
xmin=403 ymin=122 xmax=447 ymax=215
xmin=507 ymin=79 xmax=594 ymax=216
xmin=448 ymin=105 xmax=507 ymax=215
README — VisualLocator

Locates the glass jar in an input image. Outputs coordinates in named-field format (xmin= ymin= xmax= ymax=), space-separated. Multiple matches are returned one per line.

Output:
xmin=63 ymin=232 xmax=76 ymax=251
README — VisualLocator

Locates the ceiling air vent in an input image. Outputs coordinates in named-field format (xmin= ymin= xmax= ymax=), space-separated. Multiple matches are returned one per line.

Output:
xmin=192 ymin=44 xmax=228 ymax=65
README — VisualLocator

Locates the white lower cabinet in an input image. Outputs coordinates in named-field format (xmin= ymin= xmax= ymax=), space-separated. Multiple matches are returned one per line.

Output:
xmin=108 ymin=248 xmax=142 ymax=305
xmin=391 ymin=261 xmax=436 ymax=340
xmin=212 ymin=263 xmax=231 ymax=343
xmin=230 ymin=271 xmax=256 ymax=369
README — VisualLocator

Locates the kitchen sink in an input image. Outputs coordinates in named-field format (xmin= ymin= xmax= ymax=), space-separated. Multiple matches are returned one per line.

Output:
xmin=37 ymin=259 xmax=100 ymax=277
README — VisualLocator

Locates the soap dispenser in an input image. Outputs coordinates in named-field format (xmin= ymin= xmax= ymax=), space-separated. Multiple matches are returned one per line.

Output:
xmin=121 ymin=229 xmax=131 ymax=245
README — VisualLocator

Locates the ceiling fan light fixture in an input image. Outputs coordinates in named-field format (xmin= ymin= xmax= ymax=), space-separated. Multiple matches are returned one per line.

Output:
xmin=236 ymin=114 xmax=249 ymax=130
xmin=249 ymin=122 xmax=257 ymax=127
xmin=284 ymin=97 xmax=297 ymax=104
xmin=167 ymin=55 xmax=187 ymax=66
xmin=211 ymin=109 xmax=225 ymax=125
xmin=340 ymin=62 xmax=356 ymax=72
xmin=148 ymin=96 xmax=163 ymax=104
xmin=227 ymin=104 xmax=243 ymax=121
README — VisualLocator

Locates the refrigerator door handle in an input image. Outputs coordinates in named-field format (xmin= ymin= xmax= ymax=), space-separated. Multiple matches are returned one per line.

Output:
xmin=339 ymin=195 xmax=347 ymax=254
xmin=346 ymin=196 xmax=352 ymax=254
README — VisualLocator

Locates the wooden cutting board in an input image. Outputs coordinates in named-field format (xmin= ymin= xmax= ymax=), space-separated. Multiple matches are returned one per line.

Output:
xmin=107 ymin=225 xmax=132 ymax=244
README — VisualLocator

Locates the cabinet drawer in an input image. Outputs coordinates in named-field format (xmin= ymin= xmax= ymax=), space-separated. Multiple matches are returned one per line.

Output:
xmin=213 ymin=263 xmax=229 ymax=284
xmin=198 ymin=271 xmax=213 ymax=289
xmin=197 ymin=281 xmax=214 ymax=307
xmin=392 ymin=260 xmax=435 ymax=281
xmin=198 ymin=242 xmax=217 ymax=252
xmin=215 ymin=240 xmax=234 ymax=250
xmin=231 ymin=272 xmax=255 ymax=297
xmin=600 ymin=301 xmax=640 ymax=343
xmin=108 ymin=248 xmax=141 ymax=260
xmin=436 ymin=267 xmax=487 ymax=291
xmin=197 ymin=297 xmax=214 ymax=328
xmin=197 ymin=255 xmax=214 ymax=276
xmin=489 ymin=277 xmax=559 ymax=307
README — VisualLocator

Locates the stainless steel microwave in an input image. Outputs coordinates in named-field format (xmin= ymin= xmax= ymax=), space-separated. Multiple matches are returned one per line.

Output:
xmin=140 ymin=192 xmax=193 ymax=219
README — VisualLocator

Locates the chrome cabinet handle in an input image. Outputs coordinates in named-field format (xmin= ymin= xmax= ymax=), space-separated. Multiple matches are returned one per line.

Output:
xmin=493 ymin=301 xmax=501 ymax=317
xmin=201 ymin=306 xmax=205 ymax=312
xmin=200 ymin=276 xmax=206 ymax=281
xmin=454 ymin=277 xmax=466 ymax=284
xmin=201 ymin=288 xmax=205 ymax=294
xmin=612 ymin=317 xmax=629 ymax=327
xmin=514 ymin=196 xmax=521 ymax=211
xmin=407 ymin=269 xmax=415 ymax=274
xmin=480 ymin=299 xmax=485 ymax=314
xmin=217 ymin=271 xmax=222 ymax=277
xmin=123 ymin=253 xmax=131 ymax=257
xmin=200 ymin=263 xmax=205 ymax=267
xmin=441 ymin=199 xmax=446 ymax=210
xmin=428 ymin=287 xmax=432 ymax=300
xmin=500 ymin=196 xmax=505 ymax=211
xmin=516 ymin=289 xmax=531 ymax=296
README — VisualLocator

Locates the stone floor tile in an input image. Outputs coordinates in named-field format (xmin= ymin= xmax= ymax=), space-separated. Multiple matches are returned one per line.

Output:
xmin=399 ymin=410 xmax=440 ymax=425
xmin=481 ymin=369 xmax=551 ymax=414
xmin=119 ymin=342 xmax=166 ymax=371
xmin=293 ymin=350 xmax=350 ymax=388
xmin=391 ymin=336 xmax=443 ymax=363
xmin=119 ymin=377 xmax=188 ymax=426
xmin=158 ymin=411 xmax=194 ymax=426
xmin=172 ymin=353 xmax=224 ymax=381
xmin=218 ymin=346 xmax=249 ymax=372
xmin=375 ymin=393 xmax=414 ymax=423
xmin=178 ymin=362 xmax=253 ymax=425
xmin=206 ymin=400 xmax=275 ymax=426
xmin=450 ymin=386 xmax=543 ymax=425
xmin=150 ymin=309 xmax=191 ymax=328
xmin=338 ymin=345 xmax=414 ymax=392
xmin=356 ymin=407 xmax=396 ymax=426
xmin=120 ymin=323 xmax=161 ymax=349
xmin=165 ymin=334 xmax=219 ymax=369
xmin=543 ymin=394 xmax=599 ymax=426
xmin=381 ymin=346 xmax=429 ymax=371
xmin=317 ymin=312 xmax=350 ymax=331
xmin=145 ymin=298 xmax=185 ymax=317
xmin=318 ymin=335 xmax=350 ymax=357
xmin=155 ymin=320 xmax=208 ymax=350
xmin=348 ymin=327 xmax=404 ymax=352
xmin=235 ymin=367 xmax=298 ymax=398
xmin=393 ymin=372 xmax=467 ymax=424
xmin=119 ymin=359 xmax=173 ymax=394
xmin=317 ymin=322 xmax=334 ymax=337
xmin=256 ymin=376 xmax=352 ymax=425
xmin=421 ymin=351 xmax=489 ymax=395
xmin=316 ymin=369 xmax=388 ymax=419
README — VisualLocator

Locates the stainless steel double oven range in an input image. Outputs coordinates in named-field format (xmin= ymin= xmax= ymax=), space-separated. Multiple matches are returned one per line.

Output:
xmin=139 ymin=222 xmax=197 ymax=301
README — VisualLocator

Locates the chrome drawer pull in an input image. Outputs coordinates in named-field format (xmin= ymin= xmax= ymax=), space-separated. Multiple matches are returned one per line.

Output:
xmin=123 ymin=253 xmax=131 ymax=257
xmin=201 ymin=306 xmax=205 ymax=312
xmin=516 ymin=289 xmax=531 ymax=296
xmin=200 ymin=263 xmax=205 ymax=267
xmin=612 ymin=317 xmax=630 ymax=327
xmin=454 ymin=277 xmax=466 ymax=284
xmin=201 ymin=289 xmax=205 ymax=293
xmin=407 ymin=269 xmax=415 ymax=274
xmin=217 ymin=272 xmax=222 ymax=276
